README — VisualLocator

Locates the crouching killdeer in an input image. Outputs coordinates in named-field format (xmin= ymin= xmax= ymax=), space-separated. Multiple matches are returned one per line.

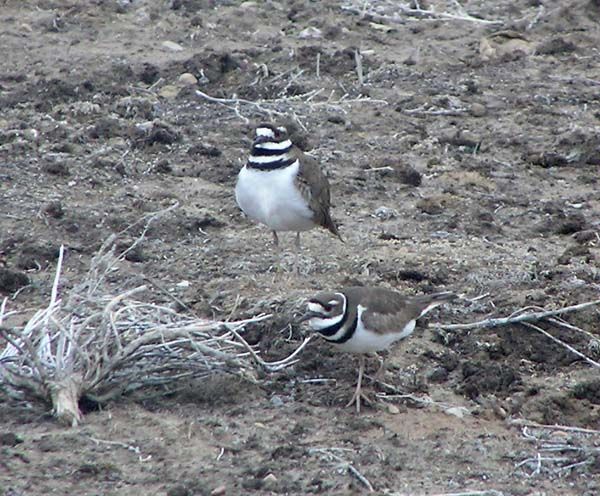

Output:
xmin=300 ymin=287 xmax=456 ymax=413
xmin=235 ymin=124 xmax=341 ymax=251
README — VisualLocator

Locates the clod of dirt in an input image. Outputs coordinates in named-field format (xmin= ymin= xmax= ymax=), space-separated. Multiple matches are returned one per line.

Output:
xmin=369 ymin=160 xmax=422 ymax=186
xmin=557 ymin=245 xmax=590 ymax=265
xmin=75 ymin=462 xmax=121 ymax=480
xmin=416 ymin=197 xmax=444 ymax=215
xmin=536 ymin=37 xmax=577 ymax=55
xmin=187 ymin=143 xmax=222 ymax=157
xmin=182 ymin=51 xmax=240 ymax=85
xmin=88 ymin=117 xmax=126 ymax=140
xmin=43 ymin=200 xmax=64 ymax=219
xmin=572 ymin=379 xmax=600 ymax=404
xmin=459 ymin=362 xmax=521 ymax=399
xmin=573 ymin=229 xmax=598 ymax=244
xmin=438 ymin=130 xmax=482 ymax=151
xmin=479 ymin=31 xmax=535 ymax=61
xmin=555 ymin=212 xmax=586 ymax=235
xmin=139 ymin=63 xmax=160 ymax=85
xmin=525 ymin=151 xmax=570 ymax=168
xmin=0 ymin=268 xmax=30 ymax=293
xmin=132 ymin=121 xmax=180 ymax=148
xmin=0 ymin=432 xmax=23 ymax=446
xmin=42 ymin=160 xmax=70 ymax=176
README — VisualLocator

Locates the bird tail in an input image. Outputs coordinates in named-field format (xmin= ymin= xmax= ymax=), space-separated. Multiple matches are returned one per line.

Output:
xmin=415 ymin=292 xmax=457 ymax=318
xmin=323 ymin=212 xmax=344 ymax=242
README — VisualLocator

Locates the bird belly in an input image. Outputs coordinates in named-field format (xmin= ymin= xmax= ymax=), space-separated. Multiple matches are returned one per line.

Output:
xmin=235 ymin=163 xmax=315 ymax=232
xmin=336 ymin=319 xmax=416 ymax=353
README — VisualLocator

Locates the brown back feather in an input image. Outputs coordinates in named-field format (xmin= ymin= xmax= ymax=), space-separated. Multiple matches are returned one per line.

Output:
xmin=293 ymin=148 xmax=342 ymax=240
xmin=344 ymin=287 xmax=455 ymax=335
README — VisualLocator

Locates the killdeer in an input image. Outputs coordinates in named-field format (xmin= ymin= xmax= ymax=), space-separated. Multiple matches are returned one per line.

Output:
xmin=235 ymin=124 xmax=341 ymax=251
xmin=300 ymin=286 xmax=456 ymax=413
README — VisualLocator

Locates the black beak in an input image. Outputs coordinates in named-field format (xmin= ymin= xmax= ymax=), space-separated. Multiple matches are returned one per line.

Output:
xmin=296 ymin=311 xmax=320 ymax=325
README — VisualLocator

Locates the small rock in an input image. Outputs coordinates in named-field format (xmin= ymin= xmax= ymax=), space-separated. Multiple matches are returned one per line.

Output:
xmin=158 ymin=84 xmax=180 ymax=99
xmin=270 ymin=395 xmax=284 ymax=407
xmin=373 ymin=206 xmax=396 ymax=221
xmin=240 ymin=1 xmax=257 ymax=7
xmin=427 ymin=366 xmax=449 ymax=383
xmin=162 ymin=40 xmax=184 ymax=52
xmin=298 ymin=27 xmax=322 ymax=39
xmin=444 ymin=406 xmax=470 ymax=418
xmin=211 ymin=486 xmax=226 ymax=496
xmin=262 ymin=473 xmax=278 ymax=491
xmin=416 ymin=197 xmax=444 ymax=215
xmin=178 ymin=73 xmax=198 ymax=86
xmin=470 ymin=103 xmax=487 ymax=117
xmin=387 ymin=404 xmax=400 ymax=414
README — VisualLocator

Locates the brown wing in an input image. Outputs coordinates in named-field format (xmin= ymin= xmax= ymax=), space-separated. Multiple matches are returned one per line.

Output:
xmin=347 ymin=287 xmax=455 ymax=335
xmin=293 ymin=148 xmax=342 ymax=240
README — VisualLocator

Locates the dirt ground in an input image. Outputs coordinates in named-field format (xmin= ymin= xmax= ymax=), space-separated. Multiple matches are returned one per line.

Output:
xmin=1 ymin=0 xmax=600 ymax=494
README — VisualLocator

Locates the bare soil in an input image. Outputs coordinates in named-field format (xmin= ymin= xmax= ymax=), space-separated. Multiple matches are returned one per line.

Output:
xmin=1 ymin=1 xmax=600 ymax=494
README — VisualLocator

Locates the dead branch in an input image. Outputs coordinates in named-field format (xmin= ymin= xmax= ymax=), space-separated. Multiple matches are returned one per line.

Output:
xmin=521 ymin=322 xmax=600 ymax=369
xmin=513 ymin=421 xmax=600 ymax=477
xmin=309 ymin=447 xmax=374 ymax=492
xmin=430 ymin=299 xmax=600 ymax=331
xmin=510 ymin=419 xmax=600 ymax=436
xmin=195 ymin=88 xmax=387 ymax=124
xmin=341 ymin=1 xmax=503 ymax=26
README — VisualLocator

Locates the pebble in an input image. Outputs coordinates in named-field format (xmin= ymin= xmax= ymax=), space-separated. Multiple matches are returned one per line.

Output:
xmin=374 ymin=206 xmax=397 ymax=220
xmin=178 ymin=73 xmax=198 ymax=86
xmin=470 ymin=103 xmax=487 ymax=117
xmin=298 ymin=27 xmax=322 ymax=39
xmin=162 ymin=40 xmax=184 ymax=52
xmin=270 ymin=395 xmax=284 ymax=407
xmin=158 ymin=84 xmax=180 ymax=99
xmin=387 ymin=404 xmax=400 ymax=414
xmin=445 ymin=406 xmax=470 ymax=419
xmin=210 ymin=486 xmax=226 ymax=496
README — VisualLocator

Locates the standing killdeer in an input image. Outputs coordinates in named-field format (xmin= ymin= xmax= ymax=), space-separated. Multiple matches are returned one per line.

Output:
xmin=300 ymin=287 xmax=456 ymax=413
xmin=235 ymin=124 xmax=341 ymax=251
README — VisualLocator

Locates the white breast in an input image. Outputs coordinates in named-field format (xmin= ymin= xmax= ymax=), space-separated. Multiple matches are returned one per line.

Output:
xmin=235 ymin=161 xmax=315 ymax=232
xmin=336 ymin=305 xmax=417 ymax=353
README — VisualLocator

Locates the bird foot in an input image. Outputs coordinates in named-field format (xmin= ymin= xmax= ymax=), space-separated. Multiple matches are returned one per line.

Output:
xmin=345 ymin=389 xmax=372 ymax=414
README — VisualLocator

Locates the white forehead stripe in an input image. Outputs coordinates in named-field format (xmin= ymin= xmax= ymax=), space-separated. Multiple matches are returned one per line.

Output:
xmin=254 ymin=139 xmax=292 ymax=151
xmin=256 ymin=127 xmax=275 ymax=138
xmin=307 ymin=302 xmax=324 ymax=313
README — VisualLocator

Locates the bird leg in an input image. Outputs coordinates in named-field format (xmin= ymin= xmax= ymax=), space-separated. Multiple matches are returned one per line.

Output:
xmin=345 ymin=355 xmax=371 ymax=413
xmin=272 ymin=231 xmax=279 ymax=247
xmin=373 ymin=353 xmax=386 ymax=382
xmin=293 ymin=232 xmax=302 ymax=274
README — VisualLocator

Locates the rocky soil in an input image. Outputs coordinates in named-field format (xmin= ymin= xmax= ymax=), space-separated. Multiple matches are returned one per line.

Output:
xmin=1 ymin=0 xmax=600 ymax=494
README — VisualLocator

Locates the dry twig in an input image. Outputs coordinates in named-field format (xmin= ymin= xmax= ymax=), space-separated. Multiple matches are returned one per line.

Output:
xmin=430 ymin=299 xmax=600 ymax=331
xmin=513 ymin=422 xmax=600 ymax=477
xmin=309 ymin=447 xmax=375 ymax=493
xmin=341 ymin=1 xmax=503 ymax=26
